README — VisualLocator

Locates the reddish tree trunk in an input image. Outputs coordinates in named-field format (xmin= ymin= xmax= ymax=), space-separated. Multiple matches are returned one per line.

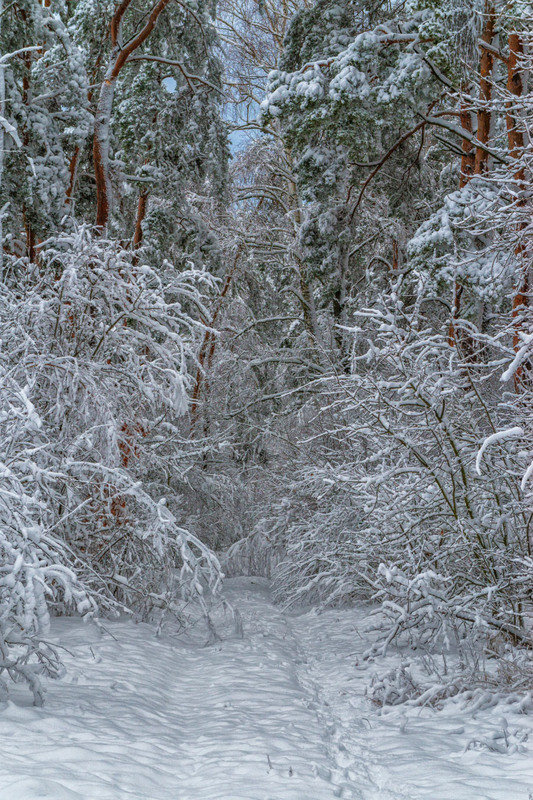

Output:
xmin=190 ymin=251 xmax=242 ymax=433
xmin=459 ymin=107 xmax=475 ymax=186
xmin=94 ymin=73 xmax=116 ymax=229
xmin=133 ymin=192 xmax=149 ymax=247
xmin=448 ymin=105 xmax=474 ymax=347
xmin=65 ymin=145 xmax=80 ymax=209
xmin=474 ymin=4 xmax=495 ymax=175
xmin=449 ymin=6 xmax=496 ymax=349
xmin=505 ymin=33 xmax=528 ymax=383
xmin=93 ymin=0 xmax=172 ymax=229
xmin=506 ymin=34 xmax=525 ymax=162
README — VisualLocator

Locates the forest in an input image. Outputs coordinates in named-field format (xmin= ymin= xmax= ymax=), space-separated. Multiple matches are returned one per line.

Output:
xmin=1 ymin=0 xmax=533 ymax=735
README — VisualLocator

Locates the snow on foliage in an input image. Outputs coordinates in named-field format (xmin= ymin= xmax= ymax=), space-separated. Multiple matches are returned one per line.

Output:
xmin=0 ymin=364 xmax=96 ymax=705
xmin=407 ymin=179 xmax=518 ymax=300
xmin=475 ymin=428 xmax=524 ymax=475
xmin=0 ymin=227 xmax=222 ymax=701
xmin=260 ymin=27 xmax=433 ymax=124
xmin=260 ymin=273 xmax=533 ymax=693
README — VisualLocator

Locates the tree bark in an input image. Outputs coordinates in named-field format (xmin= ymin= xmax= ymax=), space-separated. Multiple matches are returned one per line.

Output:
xmin=94 ymin=65 xmax=118 ymax=229
xmin=505 ymin=33 xmax=528 ymax=382
xmin=133 ymin=191 xmax=149 ymax=247
xmin=284 ymin=153 xmax=321 ymax=353
xmin=0 ymin=4 xmax=4 ymax=274
xmin=449 ymin=2 xmax=496 ymax=349
xmin=474 ymin=4 xmax=495 ymax=175
xmin=93 ymin=0 xmax=172 ymax=229
xmin=190 ymin=250 xmax=242 ymax=434
xmin=65 ymin=145 xmax=80 ymax=210
xmin=448 ymin=104 xmax=474 ymax=347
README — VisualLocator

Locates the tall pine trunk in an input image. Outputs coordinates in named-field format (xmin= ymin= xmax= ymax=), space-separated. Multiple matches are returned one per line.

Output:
xmin=505 ymin=32 xmax=528 ymax=378
xmin=93 ymin=0 xmax=171 ymax=229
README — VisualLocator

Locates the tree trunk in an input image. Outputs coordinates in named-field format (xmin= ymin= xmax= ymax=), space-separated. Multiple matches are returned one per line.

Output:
xmin=475 ymin=4 xmax=495 ymax=175
xmin=190 ymin=250 xmax=241 ymax=434
xmin=505 ymin=32 xmax=528 ymax=382
xmin=283 ymin=145 xmax=322 ymax=353
xmin=94 ymin=65 xmax=117 ymax=229
xmin=0 ymin=40 xmax=5 ymax=275
xmin=449 ymin=3 xmax=496 ymax=349
xmin=65 ymin=146 xmax=80 ymax=211
xmin=448 ymin=104 xmax=474 ymax=347
xmin=93 ymin=0 xmax=172 ymax=229
xmin=133 ymin=191 xmax=149 ymax=247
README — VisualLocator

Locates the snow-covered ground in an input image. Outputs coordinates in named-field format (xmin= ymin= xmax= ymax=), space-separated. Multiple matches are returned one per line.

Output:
xmin=0 ymin=577 xmax=531 ymax=799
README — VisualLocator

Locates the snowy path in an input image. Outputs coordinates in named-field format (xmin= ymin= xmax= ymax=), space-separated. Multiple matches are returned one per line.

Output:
xmin=0 ymin=577 xmax=532 ymax=799
xmin=0 ymin=578 xmax=338 ymax=800
xmin=290 ymin=608 xmax=533 ymax=800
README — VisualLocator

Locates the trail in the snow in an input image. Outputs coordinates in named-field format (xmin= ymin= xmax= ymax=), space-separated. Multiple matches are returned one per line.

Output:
xmin=0 ymin=577 xmax=531 ymax=800
xmin=290 ymin=606 xmax=533 ymax=800
xmin=285 ymin=611 xmax=410 ymax=800
xmin=0 ymin=578 xmax=341 ymax=800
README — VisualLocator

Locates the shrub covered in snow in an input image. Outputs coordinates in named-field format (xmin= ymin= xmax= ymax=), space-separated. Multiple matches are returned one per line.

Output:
xmin=0 ymin=227 xmax=223 ymax=700
xmin=0 ymin=371 xmax=96 ymax=704
xmin=261 ymin=271 xmax=532 ymax=695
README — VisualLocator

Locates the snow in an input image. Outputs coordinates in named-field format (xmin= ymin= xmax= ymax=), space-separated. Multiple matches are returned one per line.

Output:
xmin=475 ymin=427 xmax=524 ymax=475
xmin=501 ymin=334 xmax=533 ymax=383
xmin=291 ymin=604 xmax=533 ymax=800
xmin=0 ymin=577 xmax=532 ymax=799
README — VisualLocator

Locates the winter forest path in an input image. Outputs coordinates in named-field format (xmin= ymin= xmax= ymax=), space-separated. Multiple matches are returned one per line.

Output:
xmin=0 ymin=577 xmax=531 ymax=800
xmin=0 ymin=577 xmax=352 ymax=800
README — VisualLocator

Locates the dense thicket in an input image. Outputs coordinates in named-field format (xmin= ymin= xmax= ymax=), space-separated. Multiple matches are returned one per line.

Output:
xmin=0 ymin=0 xmax=226 ymax=701
xmin=1 ymin=0 xmax=533 ymax=703
xmin=216 ymin=0 xmax=533 ymax=698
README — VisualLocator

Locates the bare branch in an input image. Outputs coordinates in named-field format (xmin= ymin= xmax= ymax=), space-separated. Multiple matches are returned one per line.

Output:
xmin=127 ymin=54 xmax=225 ymax=94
